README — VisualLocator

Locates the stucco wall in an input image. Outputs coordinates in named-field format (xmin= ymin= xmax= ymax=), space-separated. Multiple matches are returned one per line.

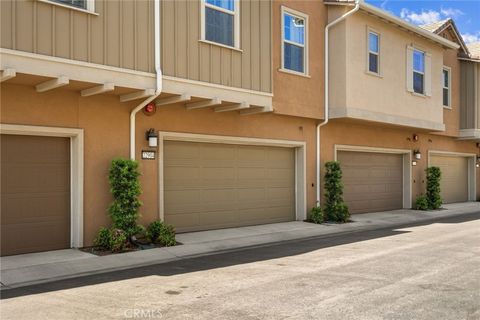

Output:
xmin=438 ymin=30 xmax=461 ymax=137
xmin=329 ymin=10 xmax=446 ymax=130
xmin=1 ymin=83 xmax=318 ymax=246
xmin=272 ymin=0 xmax=326 ymax=119
xmin=321 ymin=119 xmax=479 ymax=204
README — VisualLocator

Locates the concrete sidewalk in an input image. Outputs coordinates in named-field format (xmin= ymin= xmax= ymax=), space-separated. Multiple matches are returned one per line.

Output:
xmin=1 ymin=202 xmax=479 ymax=289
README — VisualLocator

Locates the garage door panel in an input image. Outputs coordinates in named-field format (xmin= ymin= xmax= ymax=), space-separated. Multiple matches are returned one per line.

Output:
xmin=338 ymin=151 xmax=403 ymax=214
xmin=237 ymin=167 xmax=266 ymax=179
xmin=2 ymin=220 xmax=70 ymax=255
xmin=430 ymin=155 xmax=468 ymax=203
xmin=2 ymin=193 xmax=70 ymax=224
xmin=1 ymin=135 xmax=70 ymax=256
xmin=2 ymin=163 xmax=70 ymax=194
xmin=164 ymin=141 xmax=295 ymax=232
xmin=237 ymin=206 xmax=294 ymax=222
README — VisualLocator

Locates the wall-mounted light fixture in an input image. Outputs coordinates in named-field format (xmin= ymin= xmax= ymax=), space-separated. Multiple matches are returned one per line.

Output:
xmin=146 ymin=128 xmax=158 ymax=148
xmin=476 ymin=155 xmax=480 ymax=168
xmin=413 ymin=150 xmax=421 ymax=160
xmin=413 ymin=134 xmax=419 ymax=142
xmin=412 ymin=161 xmax=417 ymax=166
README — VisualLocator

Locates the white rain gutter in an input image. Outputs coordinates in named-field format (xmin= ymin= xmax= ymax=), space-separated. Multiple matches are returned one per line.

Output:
xmin=130 ymin=0 xmax=162 ymax=160
xmin=316 ymin=0 xmax=360 ymax=204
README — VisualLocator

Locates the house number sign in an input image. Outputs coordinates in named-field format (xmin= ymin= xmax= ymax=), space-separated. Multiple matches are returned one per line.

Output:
xmin=141 ymin=150 xmax=156 ymax=160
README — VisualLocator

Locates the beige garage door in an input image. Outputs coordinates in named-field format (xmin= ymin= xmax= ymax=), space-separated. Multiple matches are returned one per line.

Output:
xmin=430 ymin=155 xmax=469 ymax=203
xmin=164 ymin=141 xmax=296 ymax=232
xmin=1 ymin=135 xmax=71 ymax=256
xmin=338 ymin=151 xmax=403 ymax=214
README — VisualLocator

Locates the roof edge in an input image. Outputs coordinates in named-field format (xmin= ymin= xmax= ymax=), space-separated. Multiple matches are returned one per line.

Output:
xmin=324 ymin=1 xmax=460 ymax=50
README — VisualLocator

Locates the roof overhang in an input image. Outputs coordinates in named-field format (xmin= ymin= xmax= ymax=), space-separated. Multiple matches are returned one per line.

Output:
xmin=325 ymin=1 xmax=460 ymax=50
xmin=432 ymin=20 xmax=469 ymax=54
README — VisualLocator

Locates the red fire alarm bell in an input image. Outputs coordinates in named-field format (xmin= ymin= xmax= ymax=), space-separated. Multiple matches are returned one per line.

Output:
xmin=143 ymin=103 xmax=156 ymax=116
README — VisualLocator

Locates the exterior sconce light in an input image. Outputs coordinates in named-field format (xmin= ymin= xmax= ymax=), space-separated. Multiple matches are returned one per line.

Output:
xmin=413 ymin=134 xmax=419 ymax=141
xmin=146 ymin=128 xmax=158 ymax=148
xmin=412 ymin=161 xmax=417 ymax=166
xmin=476 ymin=155 xmax=480 ymax=168
xmin=413 ymin=150 xmax=421 ymax=160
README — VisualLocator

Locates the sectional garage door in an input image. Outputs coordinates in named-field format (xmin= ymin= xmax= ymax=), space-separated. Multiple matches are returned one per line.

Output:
xmin=338 ymin=151 xmax=403 ymax=214
xmin=163 ymin=141 xmax=296 ymax=233
xmin=430 ymin=155 xmax=469 ymax=203
xmin=1 ymin=135 xmax=71 ymax=256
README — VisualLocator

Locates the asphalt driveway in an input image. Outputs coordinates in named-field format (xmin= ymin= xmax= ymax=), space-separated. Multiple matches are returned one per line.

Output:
xmin=1 ymin=212 xmax=479 ymax=320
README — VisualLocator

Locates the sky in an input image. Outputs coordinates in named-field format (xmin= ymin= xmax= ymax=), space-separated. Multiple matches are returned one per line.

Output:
xmin=366 ymin=0 xmax=480 ymax=44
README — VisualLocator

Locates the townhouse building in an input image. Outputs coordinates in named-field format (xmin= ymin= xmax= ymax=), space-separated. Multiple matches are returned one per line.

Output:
xmin=0 ymin=0 xmax=477 ymax=256
xmin=321 ymin=1 xmax=479 ymax=214
xmin=0 ymin=0 xmax=324 ymax=256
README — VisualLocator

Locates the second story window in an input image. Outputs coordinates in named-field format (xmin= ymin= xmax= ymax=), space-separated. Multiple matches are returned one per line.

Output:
xmin=281 ymin=7 xmax=308 ymax=75
xmin=55 ymin=0 xmax=86 ymax=9
xmin=368 ymin=31 xmax=379 ymax=74
xmin=202 ymin=0 xmax=240 ymax=48
xmin=443 ymin=67 xmax=451 ymax=107
xmin=413 ymin=49 xmax=425 ymax=94
xmin=49 ymin=0 xmax=95 ymax=12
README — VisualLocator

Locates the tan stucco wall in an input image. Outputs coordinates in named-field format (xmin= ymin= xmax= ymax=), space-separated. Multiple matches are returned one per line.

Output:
xmin=1 ymin=83 xmax=318 ymax=246
xmin=272 ymin=0 xmax=325 ymax=119
xmin=438 ymin=30 xmax=461 ymax=137
xmin=321 ymin=120 xmax=479 ymax=204
xmin=329 ymin=10 xmax=446 ymax=129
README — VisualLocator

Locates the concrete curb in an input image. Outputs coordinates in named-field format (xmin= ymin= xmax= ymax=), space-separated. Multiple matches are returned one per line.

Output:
xmin=1 ymin=204 xmax=479 ymax=290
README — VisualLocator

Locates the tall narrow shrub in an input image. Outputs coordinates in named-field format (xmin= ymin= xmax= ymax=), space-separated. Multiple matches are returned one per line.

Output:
xmin=108 ymin=158 xmax=143 ymax=238
xmin=324 ymin=161 xmax=350 ymax=222
xmin=426 ymin=166 xmax=442 ymax=210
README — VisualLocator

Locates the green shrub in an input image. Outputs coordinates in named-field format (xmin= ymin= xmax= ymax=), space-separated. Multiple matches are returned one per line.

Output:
xmin=323 ymin=161 xmax=350 ymax=223
xmin=415 ymin=195 xmax=429 ymax=210
xmin=108 ymin=158 xmax=143 ymax=238
xmin=94 ymin=227 xmax=111 ymax=249
xmin=147 ymin=220 xmax=176 ymax=246
xmin=110 ymin=228 xmax=127 ymax=252
xmin=426 ymin=166 xmax=442 ymax=210
xmin=309 ymin=206 xmax=324 ymax=224
xmin=93 ymin=227 xmax=127 ymax=252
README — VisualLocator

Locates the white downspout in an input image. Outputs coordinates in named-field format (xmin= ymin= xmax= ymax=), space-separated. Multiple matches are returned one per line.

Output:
xmin=130 ymin=0 xmax=162 ymax=160
xmin=316 ymin=0 xmax=360 ymax=204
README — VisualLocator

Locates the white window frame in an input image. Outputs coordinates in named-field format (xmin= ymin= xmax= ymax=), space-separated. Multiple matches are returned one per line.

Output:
xmin=280 ymin=6 xmax=309 ymax=76
xmin=367 ymin=29 xmax=380 ymax=75
xmin=200 ymin=0 xmax=240 ymax=50
xmin=413 ymin=48 xmax=425 ymax=95
xmin=442 ymin=66 xmax=452 ymax=108
xmin=38 ymin=0 xmax=96 ymax=15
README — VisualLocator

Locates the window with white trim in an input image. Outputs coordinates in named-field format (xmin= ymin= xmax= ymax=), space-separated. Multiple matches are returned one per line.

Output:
xmin=443 ymin=67 xmax=451 ymax=107
xmin=368 ymin=31 xmax=379 ymax=74
xmin=413 ymin=49 xmax=425 ymax=94
xmin=52 ymin=0 xmax=94 ymax=11
xmin=281 ymin=7 xmax=308 ymax=74
xmin=201 ymin=0 xmax=240 ymax=48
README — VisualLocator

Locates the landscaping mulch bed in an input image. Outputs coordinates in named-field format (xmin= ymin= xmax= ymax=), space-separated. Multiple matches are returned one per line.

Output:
xmin=80 ymin=241 xmax=181 ymax=256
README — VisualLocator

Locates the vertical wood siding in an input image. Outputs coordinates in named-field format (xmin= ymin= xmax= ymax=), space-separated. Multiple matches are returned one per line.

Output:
xmin=459 ymin=61 xmax=477 ymax=129
xmin=161 ymin=0 xmax=272 ymax=93
xmin=0 ymin=0 xmax=154 ymax=73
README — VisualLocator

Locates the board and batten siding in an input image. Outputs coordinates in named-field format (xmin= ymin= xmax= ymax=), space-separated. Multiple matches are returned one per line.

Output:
xmin=459 ymin=61 xmax=478 ymax=130
xmin=1 ymin=0 xmax=154 ymax=73
xmin=161 ymin=0 xmax=272 ymax=93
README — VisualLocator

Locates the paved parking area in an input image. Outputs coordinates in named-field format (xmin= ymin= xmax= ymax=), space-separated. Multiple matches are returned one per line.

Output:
xmin=1 ymin=212 xmax=479 ymax=320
